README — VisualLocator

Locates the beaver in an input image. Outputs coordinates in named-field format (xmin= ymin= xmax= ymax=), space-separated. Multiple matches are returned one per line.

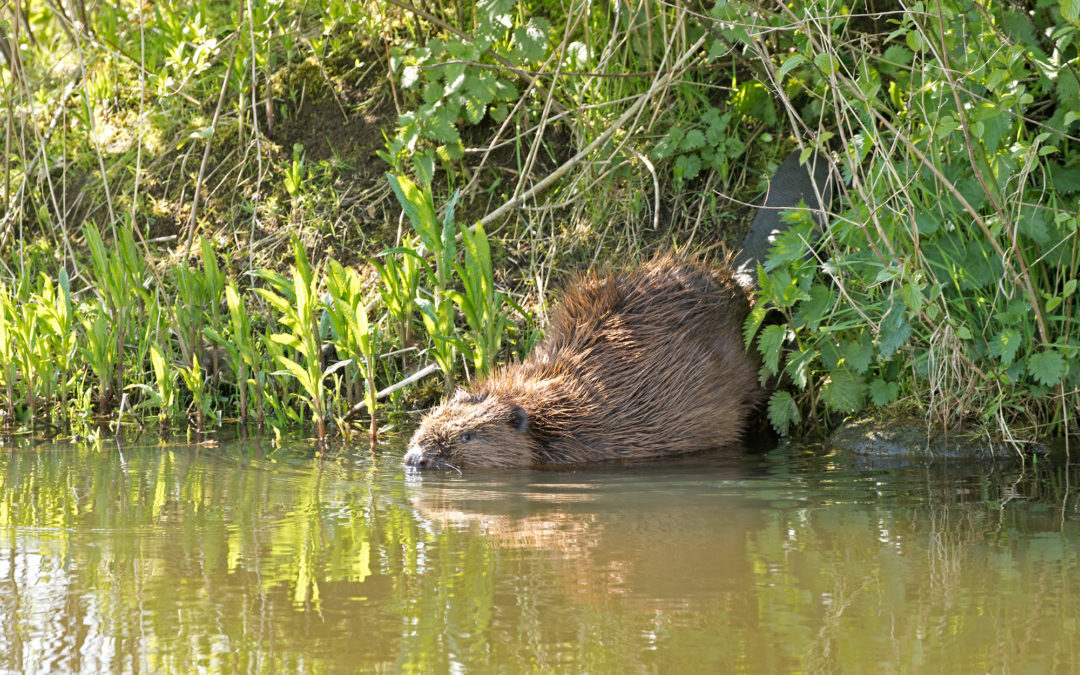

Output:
xmin=404 ymin=150 xmax=832 ymax=469
xmin=404 ymin=255 xmax=763 ymax=469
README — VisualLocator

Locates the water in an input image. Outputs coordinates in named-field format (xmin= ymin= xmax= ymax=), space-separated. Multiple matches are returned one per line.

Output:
xmin=2 ymin=432 xmax=1079 ymax=672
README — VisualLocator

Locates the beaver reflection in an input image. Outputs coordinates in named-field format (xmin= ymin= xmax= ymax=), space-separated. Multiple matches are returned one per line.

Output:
xmin=405 ymin=256 xmax=762 ymax=469
xmin=406 ymin=456 xmax=767 ymax=601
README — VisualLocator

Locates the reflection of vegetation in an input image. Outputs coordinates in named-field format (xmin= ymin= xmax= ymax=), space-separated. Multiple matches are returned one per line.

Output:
xmin=0 ymin=437 xmax=428 ymax=670
xmin=4 ymin=440 xmax=1080 ymax=670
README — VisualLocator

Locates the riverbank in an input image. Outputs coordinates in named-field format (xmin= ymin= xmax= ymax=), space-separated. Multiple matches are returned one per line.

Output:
xmin=2 ymin=0 xmax=1077 ymax=447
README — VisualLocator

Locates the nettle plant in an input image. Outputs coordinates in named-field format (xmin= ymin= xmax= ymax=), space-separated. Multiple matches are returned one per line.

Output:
xmin=386 ymin=0 xmax=551 ymax=160
xmin=650 ymin=106 xmax=747 ymax=186
xmin=733 ymin=0 xmax=1080 ymax=439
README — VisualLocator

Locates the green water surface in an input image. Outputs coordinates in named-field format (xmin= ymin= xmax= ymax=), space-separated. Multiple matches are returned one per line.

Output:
xmin=1 ymin=433 xmax=1078 ymax=672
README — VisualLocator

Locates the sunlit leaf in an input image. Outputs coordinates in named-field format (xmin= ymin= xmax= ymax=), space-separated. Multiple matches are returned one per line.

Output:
xmin=821 ymin=367 xmax=865 ymax=413
xmin=990 ymin=328 xmax=1022 ymax=366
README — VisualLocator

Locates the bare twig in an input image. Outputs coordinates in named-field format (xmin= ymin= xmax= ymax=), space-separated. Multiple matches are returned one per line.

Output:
xmin=511 ymin=8 xmax=581 ymax=206
xmin=343 ymin=362 xmax=440 ymax=421
xmin=926 ymin=3 xmax=1048 ymax=347
xmin=476 ymin=31 xmax=709 ymax=231
xmin=184 ymin=37 xmax=240 ymax=261
xmin=417 ymin=59 xmax=731 ymax=79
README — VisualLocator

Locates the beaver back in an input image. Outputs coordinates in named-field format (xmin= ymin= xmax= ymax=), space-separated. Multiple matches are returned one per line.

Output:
xmin=405 ymin=255 xmax=763 ymax=468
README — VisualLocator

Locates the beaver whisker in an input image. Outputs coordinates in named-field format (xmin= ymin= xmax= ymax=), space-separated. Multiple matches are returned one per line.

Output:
xmin=430 ymin=458 xmax=461 ymax=474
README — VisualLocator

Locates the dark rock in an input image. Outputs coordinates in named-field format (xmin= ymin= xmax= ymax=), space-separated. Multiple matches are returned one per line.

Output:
xmin=829 ymin=415 xmax=1049 ymax=460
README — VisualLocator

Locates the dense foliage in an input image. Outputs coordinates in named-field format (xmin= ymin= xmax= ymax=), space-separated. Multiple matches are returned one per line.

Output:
xmin=734 ymin=1 xmax=1080 ymax=440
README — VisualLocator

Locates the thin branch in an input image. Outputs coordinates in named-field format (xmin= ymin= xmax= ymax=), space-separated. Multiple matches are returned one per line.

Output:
xmin=184 ymin=37 xmax=240 ymax=261
xmin=343 ymin=362 xmax=440 ymax=421
xmin=476 ymin=31 xmax=710 ymax=231
xmin=417 ymin=58 xmax=732 ymax=79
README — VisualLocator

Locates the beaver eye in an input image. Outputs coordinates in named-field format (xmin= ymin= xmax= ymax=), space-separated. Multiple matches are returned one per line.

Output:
xmin=461 ymin=433 xmax=472 ymax=442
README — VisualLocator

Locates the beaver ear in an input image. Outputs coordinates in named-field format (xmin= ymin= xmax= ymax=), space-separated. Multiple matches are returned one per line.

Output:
xmin=508 ymin=405 xmax=529 ymax=433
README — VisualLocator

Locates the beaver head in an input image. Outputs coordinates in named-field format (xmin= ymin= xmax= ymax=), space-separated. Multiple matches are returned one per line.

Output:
xmin=405 ymin=389 xmax=535 ymax=469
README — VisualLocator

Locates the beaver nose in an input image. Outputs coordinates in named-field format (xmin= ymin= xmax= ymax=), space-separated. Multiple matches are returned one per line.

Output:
xmin=403 ymin=449 xmax=431 ymax=467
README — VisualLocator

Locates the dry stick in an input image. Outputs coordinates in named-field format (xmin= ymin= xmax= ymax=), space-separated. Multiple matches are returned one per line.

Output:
xmin=125 ymin=0 xmax=164 ymax=291
xmin=376 ymin=362 xmax=440 ymax=400
xmin=42 ymin=0 xmax=78 ymax=50
xmin=924 ymin=8 xmax=1007 ymax=222
xmin=130 ymin=0 xmax=146 ymax=230
xmin=1 ymin=81 xmax=15 ymax=253
xmin=684 ymin=171 xmax=717 ymax=250
xmin=752 ymin=5 xmax=863 ymax=250
xmin=863 ymin=108 xmax=1050 ymax=346
xmin=475 ymin=32 xmax=709 ymax=232
xmin=458 ymin=43 xmax=627 ymax=226
xmin=245 ymin=0 xmax=265 ymax=275
xmin=46 ymin=0 xmax=202 ymax=108
xmin=772 ymin=1 xmax=1051 ymax=346
xmin=630 ymin=148 xmax=660 ymax=231
xmin=75 ymin=56 xmax=118 ymax=240
xmin=34 ymin=72 xmax=85 ymax=276
xmin=767 ymin=25 xmax=985 ymax=372
xmin=481 ymin=4 xmax=591 ymax=204
xmin=844 ymin=41 xmax=1080 ymax=146
xmin=419 ymin=59 xmax=730 ymax=79
xmin=602 ymin=3 xmax=694 ymax=195
xmin=343 ymin=363 xmax=440 ymax=420
xmin=83 ymin=80 xmax=117 ymax=232
xmin=20 ymin=13 xmax=121 ymax=265
xmin=263 ymin=27 xmax=274 ymax=139
xmin=9 ymin=5 xmax=29 ymax=261
xmin=517 ymin=159 xmax=632 ymax=213
xmin=511 ymin=11 xmax=578 ymax=206
xmin=458 ymin=48 xmax=563 ymax=204
xmin=640 ymin=4 xmax=680 ymax=136
xmin=2 ymin=57 xmax=12 ymax=232
xmin=184 ymin=38 xmax=240 ymax=262
xmin=969 ymin=0 xmax=1080 ymax=148
xmin=1063 ymin=384 xmax=1073 ymax=463
xmin=604 ymin=7 xmax=686 ymax=190
xmin=462 ymin=95 xmax=644 ymax=156
xmin=0 ymin=11 xmax=26 ymax=93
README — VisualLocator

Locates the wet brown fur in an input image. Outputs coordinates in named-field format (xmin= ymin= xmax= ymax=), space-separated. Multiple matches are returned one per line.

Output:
xmin=405 ymin=254 xmax=763 ymax=468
